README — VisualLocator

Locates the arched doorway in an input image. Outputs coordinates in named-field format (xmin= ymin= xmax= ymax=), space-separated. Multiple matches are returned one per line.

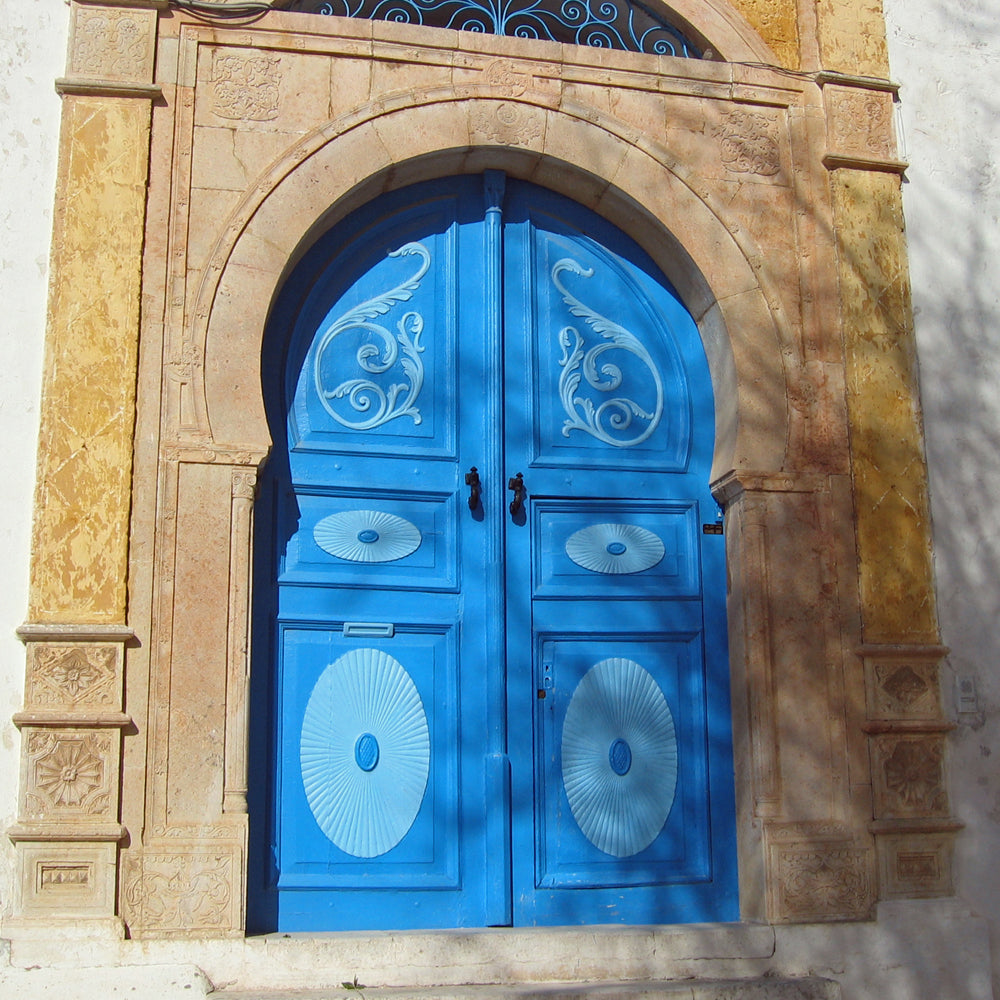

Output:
xmin=248 ymin=173 xmax=737 ymax=931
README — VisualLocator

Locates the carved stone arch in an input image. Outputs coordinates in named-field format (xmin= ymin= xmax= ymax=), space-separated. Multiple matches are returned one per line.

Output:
xmin=201 ymin=94 xmax=790 ymax=481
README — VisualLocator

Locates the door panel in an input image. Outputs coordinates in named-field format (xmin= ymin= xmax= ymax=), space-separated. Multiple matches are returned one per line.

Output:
xmin=249 ymin=174 xmax=737 ymax=931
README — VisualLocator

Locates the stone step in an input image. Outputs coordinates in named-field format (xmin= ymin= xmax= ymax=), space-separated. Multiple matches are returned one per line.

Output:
xmin=216 ymin=979 xmax=841 ymax=1000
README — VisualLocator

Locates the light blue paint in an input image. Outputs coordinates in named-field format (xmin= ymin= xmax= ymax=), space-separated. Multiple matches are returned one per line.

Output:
xmin=247 ymin=174 xmax=737 ymax=932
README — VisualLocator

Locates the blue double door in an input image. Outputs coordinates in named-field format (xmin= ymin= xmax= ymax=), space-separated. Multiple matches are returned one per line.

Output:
xmin=253 ymin=173 xmax=736 ymax=930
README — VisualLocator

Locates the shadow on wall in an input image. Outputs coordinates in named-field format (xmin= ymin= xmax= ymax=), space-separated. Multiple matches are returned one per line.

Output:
xmin=887 ymin=0 xmax=1000 ymax=993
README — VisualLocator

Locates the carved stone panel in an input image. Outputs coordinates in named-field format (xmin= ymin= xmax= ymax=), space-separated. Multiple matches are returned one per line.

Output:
xmin=766 ymin=823 xmax=875 ymax=922
xmin=26 ymin=643 xmax=121 ymax=709
xmin=121 ymin=844 xmax=243 ymax=936
xmin=20 ymin=729 xmax=119 ymax=822
xmin=876 ymin=833 xmax=955 ymax=899
xmin=711 ymin=109 xmax=781 ymax=178
xmin=772 ymin=844 xmax=874 ymax=922
xmin=871 ymin=734 xmax=949 ymax=819
xmin=17 ymin=842 xmax=117 ymax=918
xmin=824 ymin=85 xmax=896 ymax=164
xmin=69 ymin=5 xmax=157 ymax=84
xmin=864 ymin=655 xmax=942 ymax=720
xmin=210 ymin=50 xmax=282 ymax=122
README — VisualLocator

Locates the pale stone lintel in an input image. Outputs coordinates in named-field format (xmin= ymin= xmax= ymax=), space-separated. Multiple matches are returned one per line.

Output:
xmin=857 ymin=643 xmax=949 ymax=659
xmin=815 ymin=70 xmax=900 ymax=95
xmin=869 ymin=817 xmax=964 ymax=835
xmin=822 ymin=153 xmax=908 ymax=174
xmin=17 ymin=623 xmax=136 ymax=644
xmin=56 ymin=77 xmax=164 ymax=100
xmin=7 ymin=823 xmax=128 ymax=843
xmin=861 ymin=719 xmax=956 ymax=735
xmin=12 ymin=711 xmax=133 ymax=729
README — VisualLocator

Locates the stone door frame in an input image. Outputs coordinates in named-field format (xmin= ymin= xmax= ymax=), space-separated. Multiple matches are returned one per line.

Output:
xmin=7 ymin=0 xmax=958 ymax=939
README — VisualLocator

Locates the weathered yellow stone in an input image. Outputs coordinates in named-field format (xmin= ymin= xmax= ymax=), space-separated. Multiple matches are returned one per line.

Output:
xmin=816 ymin=0 xmax=890 ymax=76
xmin=730 ymin=0 xmax=801 ymax=69
xmin=28 ymin=96 xmax=151 ymax=624
xmin=833 ymin=170 xmax=938 ymax=643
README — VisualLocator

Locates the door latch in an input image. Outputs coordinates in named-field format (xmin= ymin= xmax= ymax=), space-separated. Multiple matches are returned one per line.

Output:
xmin=508 ymin=472 xmax=527 ymax=519
xmin=465 ymin=466 xmax=481 ymax=511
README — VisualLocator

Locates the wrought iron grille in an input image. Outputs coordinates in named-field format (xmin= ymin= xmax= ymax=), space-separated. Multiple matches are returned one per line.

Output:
xmin=285 ymin=0 xmax=702 ymax=56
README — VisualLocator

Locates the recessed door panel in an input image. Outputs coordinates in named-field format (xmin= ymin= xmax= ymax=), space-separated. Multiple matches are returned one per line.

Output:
xmin=249 ymin=174 xmax=737 ymax=932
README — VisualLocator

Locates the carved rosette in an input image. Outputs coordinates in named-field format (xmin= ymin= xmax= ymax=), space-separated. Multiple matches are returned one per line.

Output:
xmin=872 ymin=735 xmax=948 ymax=819
xmin=22 ymin=730 xmax=117 ymax=820
xmin=472 ymin=102 xmax=544 ymax=146
xmin=26 ymin=644 xmax=119 ymax=709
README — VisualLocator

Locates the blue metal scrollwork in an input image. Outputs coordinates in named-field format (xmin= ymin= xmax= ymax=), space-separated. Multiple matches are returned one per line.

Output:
xmin=287 ymin=0 xmax=701 ymax=56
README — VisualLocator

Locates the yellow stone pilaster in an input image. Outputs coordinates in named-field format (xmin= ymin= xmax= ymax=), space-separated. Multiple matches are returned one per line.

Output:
xmin=9 ymin=0 xmax=161 ymax=934
xmin=29 ymin=93 xmax=152 ymax=624
xmin=831 ymin=161 xmax=958 ymax=900
xmin=832 ymin=169 xmax=937 ymax=646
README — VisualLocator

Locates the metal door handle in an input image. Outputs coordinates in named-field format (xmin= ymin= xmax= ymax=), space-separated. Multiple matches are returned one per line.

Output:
xmin=465 ymin=466 xmax=481 ymax=511
xmin=508 ymin=472 xmax=526 ymax=519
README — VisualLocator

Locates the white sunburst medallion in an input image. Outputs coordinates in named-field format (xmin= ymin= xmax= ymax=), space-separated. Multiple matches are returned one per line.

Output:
xmin=561 ymin=657 xmax=678 ymax=857
xmin=299 ymin=648 xmax=430 ymax=858
xmin=564 ymin=522 xmax=665 ymax=575
xmin=313 ymin=509 xmax=421 ymax=563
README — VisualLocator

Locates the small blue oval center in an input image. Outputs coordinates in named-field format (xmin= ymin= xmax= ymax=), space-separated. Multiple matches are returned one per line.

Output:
xmin=606 ymin=541 xmax=627 ymax=555
xmin=357 ymin=529 xmax=380 ymax=544
xmin=354 ymin=733 xmax=380 ymax=772
xmin=609 ymin=738 xmax=632 ymax=775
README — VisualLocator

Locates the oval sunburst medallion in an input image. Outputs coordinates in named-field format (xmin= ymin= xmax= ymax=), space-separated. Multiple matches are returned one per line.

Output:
xmin=561 ymin=657 xmax=678 ymax=857
xmin=299 ymin=648 xmax=430 ymax=858
xmin=313 ymin=509 xmax=421 ymax=563
xmin=564 ymin=523 xmax=665 ymax=575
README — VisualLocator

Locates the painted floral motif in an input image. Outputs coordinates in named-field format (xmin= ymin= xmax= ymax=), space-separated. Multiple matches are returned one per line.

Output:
xmin=313 ymin=243 xmax=430 ymax=431
xmin=553 ymin=257 xmax=664 ymax=448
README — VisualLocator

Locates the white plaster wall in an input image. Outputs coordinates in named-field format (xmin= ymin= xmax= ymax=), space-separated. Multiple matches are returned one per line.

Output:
xmin=0 ymin=0 xmax=69 ymax=922
xmin=884 ymin=1 xmax=1000 ymax=995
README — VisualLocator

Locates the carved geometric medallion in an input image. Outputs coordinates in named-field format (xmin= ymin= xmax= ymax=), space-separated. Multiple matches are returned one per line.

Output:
xmin=564 ymin=523 xmax=665 ymax=574
xmin=314 ymin=510 xmax=422 ymax=563
xmin=300 ymin=649 xmax=430 ymax=857
xmin=561 ymin=657 xmax=677 ymax=857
